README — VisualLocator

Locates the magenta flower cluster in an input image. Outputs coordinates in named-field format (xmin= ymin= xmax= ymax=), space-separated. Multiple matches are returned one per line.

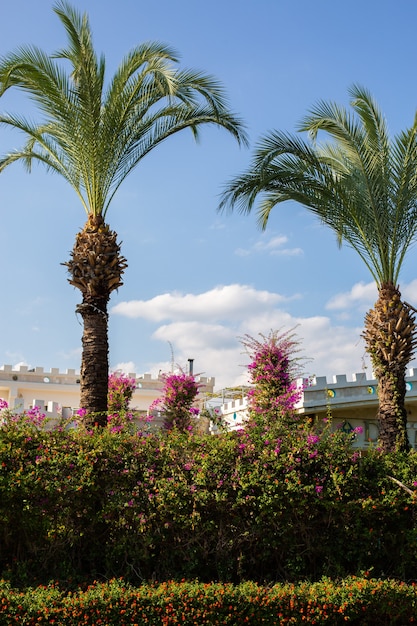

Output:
xmin=150 ymin=372 xmax=201 ymax=432
xmin=243 ymin=330 xmax=303 ymax=426
xmin=106 ymin=372 xmax=137 ymax=432
xmin=0 ymin=399 xmax=47 ymax=429
xmin=77 ymin=372 xmax=137 ymax=431
xmin=108 ymin=371 xmax=136 ymax=413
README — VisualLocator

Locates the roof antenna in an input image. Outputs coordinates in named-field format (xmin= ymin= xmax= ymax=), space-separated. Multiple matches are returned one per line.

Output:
xmin=168 ymin=341 xmax=175 ymax=372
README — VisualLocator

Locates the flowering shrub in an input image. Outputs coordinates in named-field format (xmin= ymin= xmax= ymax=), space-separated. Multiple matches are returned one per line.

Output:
xmin=2 ymin=347 xmax=417 ymax=590
xmin=76 ymin=372 xmax=137 ymax=432
xmin=0 ymin=577 xmax=416 ymax=625
xmin=199 ymin=404 xmax=228 ymax=431
xmin=0 ymin=399 xmax=48 ymax=431
xmin=1 ymin=413 xmax=417 ymax=587
xmin=107 ymin=371 xmax=137 ymax=432
xmin=150 ymin=371 xmax=201 ymax=431
xmin=108 ymin=371 xmax=136 ymax=413
xmin=242 ymin=329 xmax=304 ymax=428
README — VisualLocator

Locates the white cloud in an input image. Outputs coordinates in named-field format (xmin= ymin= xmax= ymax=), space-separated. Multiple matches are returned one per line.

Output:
xmin=209 ymin=220 xmax=226 ymax=230
xmin=235 ymin=247 xmax=251 ymax=257
xmin=235 ymin=233 xmax=303 ymax=257
xmin=325 ymin=279 xmax=417 ymax=319
xmin=12 ymin=360 xmax=30 ymax=370
xmin=402 ymin=279 xmax=417 ymax=306
xmin=111 ymin=361 xmax=138 ymax=375
xmin=294 ymin=316 xmax=370 ymax=379
xmin=153 ymin=322 xmax=246 ymax=387
xmin=270 ymin=247 xmax=304 ymax=257
xmin=111 ymin=283 xmax=376 ymax=389
xmin=111 ymin=284 xmax=294 ymax=322
xmin=2 ymin=353 xmax=30 ymax=369
xmin=145 ymin=315 xmax=370 ymax=390
xmin=326 ymin=281 xmax=377 ymax=311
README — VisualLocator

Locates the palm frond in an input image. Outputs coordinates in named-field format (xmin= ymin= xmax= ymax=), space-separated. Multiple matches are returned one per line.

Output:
xmin=220 ymin=86 xmax=417 ymax=285
xmin=0 ymin=1 xmax=246 ymax=219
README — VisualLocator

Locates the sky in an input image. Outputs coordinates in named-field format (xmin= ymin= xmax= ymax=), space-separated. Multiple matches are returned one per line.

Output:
xmin=2 ymin=0 xmax=417 ymax=391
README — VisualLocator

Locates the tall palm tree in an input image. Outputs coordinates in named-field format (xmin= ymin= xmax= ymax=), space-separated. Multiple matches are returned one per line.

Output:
xmin=0 ymin=1 xmax=247 ymax=426
xmin=220 ymin=84 xmax=417 ymax=452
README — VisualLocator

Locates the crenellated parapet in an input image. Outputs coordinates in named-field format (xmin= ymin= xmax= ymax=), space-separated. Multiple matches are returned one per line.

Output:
xmin=0 ymin=365 xmax=216 ymax=416
xmin=296 ymin=369 xmax=417 ymax=412
xmin=0 ymin=365 xmax=215 ymax=391
xmin=0 ymin=364 xmax=80 ymax=385
xmin=135 ymin=372 xmax=215 ymax=393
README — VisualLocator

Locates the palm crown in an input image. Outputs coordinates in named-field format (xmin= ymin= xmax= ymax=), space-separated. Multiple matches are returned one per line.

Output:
xmin=221 ymin=84 xmax=417 ymax=286
xmin=0 ymin=1 xmax=246 ymax=218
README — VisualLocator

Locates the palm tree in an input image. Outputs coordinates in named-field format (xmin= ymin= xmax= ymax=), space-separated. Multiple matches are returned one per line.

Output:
xmin=220 ymin=84 xmax=417 ymax=452
xmin=0 ymin=1 xmax=247 ymax=426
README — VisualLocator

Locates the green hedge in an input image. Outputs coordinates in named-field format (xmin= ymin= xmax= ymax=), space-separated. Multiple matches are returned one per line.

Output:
xmin=1 ymin=417 xmax=417 ymax=586
xmin=0 ymin=577 xmax=416 ymax=625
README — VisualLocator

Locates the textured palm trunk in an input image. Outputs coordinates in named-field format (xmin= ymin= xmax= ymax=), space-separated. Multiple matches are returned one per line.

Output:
xmin=363 ymin=283 xmax=416 ymax=453
xmin=77 ymin=299 xmax=109 ymax=426
xmin=64 ymin=215 xmax=127 ymax=427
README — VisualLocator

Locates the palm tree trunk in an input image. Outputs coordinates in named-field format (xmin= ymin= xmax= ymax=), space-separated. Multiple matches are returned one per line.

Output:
xmin=363 ymin=283 xmax=416 ymax=453
xmin=377 ymin=367 xmax=407 ymax=453
xmin=77 ymin=300 xmax=109 ymax=427
xmin=64 ymin=215 xmax=127 ymax=427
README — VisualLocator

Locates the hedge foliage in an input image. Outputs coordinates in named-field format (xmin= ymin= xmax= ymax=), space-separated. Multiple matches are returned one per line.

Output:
xmin=1 ymin=412 xmax=417 ymax=588
xmin=0 ymin=577 xmax=416 ymax=625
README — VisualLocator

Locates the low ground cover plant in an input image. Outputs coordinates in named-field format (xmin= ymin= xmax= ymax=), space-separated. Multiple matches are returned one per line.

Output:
xmin=0 ymin=577 xmax=416 ymax=625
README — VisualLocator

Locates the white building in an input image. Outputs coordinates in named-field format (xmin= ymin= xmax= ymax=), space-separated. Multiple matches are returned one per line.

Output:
xmin=2 ymin=364 xmax=417 ymax=447
xmin=217 ymin=370 xmax=417 ymax=448
xmin=0 ymin=364 xmax=215 ymax=425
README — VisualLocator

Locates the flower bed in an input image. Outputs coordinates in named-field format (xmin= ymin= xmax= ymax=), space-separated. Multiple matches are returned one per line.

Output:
xmin=0 ymin=577 xmax=416 ymax=625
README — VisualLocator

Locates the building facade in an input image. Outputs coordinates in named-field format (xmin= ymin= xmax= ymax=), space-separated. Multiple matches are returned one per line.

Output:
xmin=0 ymin=364 xmax=215 ymax=423
xmin=2 ymin=363 xmax=417 ymax=447
xmin=218 ymin=370 xmax=417 ymax=449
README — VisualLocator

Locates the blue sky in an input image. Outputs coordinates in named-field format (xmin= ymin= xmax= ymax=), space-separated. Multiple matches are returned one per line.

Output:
xmin=2 ymin=0 xmax=417 ymax=389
